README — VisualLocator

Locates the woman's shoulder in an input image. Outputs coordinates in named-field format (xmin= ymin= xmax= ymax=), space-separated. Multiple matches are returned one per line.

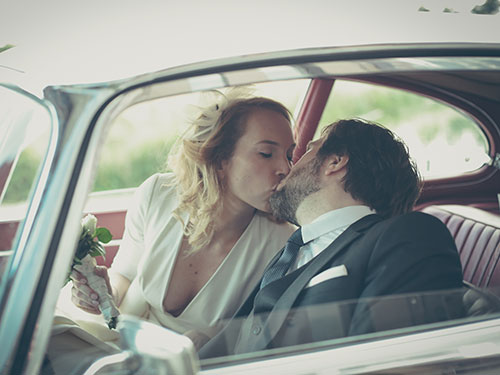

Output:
xmin=137 ymin=173 xmax=177 ymax=197
xmin=140 ymin=172 xmax=176 ymax=188
xmin=132 ymin=173 xmax=180 ymax=214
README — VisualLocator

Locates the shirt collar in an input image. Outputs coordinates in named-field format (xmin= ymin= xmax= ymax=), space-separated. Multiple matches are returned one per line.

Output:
xmin=301 ymin=205 xmax=375 ymax=243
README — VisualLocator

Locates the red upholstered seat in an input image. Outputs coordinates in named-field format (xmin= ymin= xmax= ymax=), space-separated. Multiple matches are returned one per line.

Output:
xmin=421 ymin=205 xmax=500 ymax=288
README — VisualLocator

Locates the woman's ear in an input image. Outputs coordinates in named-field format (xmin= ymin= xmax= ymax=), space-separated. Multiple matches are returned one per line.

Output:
xmin=324 ymin=154 xmax=349 ymax=176
xmin=217 ymin=159 xmax=228 ymax=180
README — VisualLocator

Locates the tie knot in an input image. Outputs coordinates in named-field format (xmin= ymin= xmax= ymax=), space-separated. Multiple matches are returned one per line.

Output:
xmin=288 ymin=228 xmax=304 ymax=247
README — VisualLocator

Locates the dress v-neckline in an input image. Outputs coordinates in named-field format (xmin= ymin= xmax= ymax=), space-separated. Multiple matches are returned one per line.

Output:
xmin=161 ymin=212 xmax=258 ymax=318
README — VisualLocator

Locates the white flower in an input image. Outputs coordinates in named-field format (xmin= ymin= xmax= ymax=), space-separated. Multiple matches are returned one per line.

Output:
xmin=81 ymin=214 xmax=97 ymax=235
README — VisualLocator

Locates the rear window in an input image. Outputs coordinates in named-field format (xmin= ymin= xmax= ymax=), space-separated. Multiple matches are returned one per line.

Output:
xmin=318 ymin=80 xmax=490 ymax=179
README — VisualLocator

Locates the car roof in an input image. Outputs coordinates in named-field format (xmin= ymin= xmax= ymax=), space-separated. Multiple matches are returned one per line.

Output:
xmin=1 ymin=1 xmax=500 ymax=95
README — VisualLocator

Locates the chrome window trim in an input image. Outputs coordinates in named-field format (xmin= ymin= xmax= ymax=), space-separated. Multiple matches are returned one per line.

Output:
xmin=311 ymin=56 xmax=500 ymax=82
xmin=107 ymin=43 xmax=500 ymax=90
xmin=84 ymin=55 xmax=500 ymax=118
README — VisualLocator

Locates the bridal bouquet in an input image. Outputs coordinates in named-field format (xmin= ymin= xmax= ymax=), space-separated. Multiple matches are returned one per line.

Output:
xmin=67 ymin=214 xmax=120 ymax=329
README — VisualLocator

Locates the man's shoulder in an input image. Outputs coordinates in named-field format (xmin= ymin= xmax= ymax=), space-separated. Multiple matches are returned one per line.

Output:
xmin=367 ymin=210 xmax=453 ymax=242
xmin=384 ymin=210 xmax=445 ymax=228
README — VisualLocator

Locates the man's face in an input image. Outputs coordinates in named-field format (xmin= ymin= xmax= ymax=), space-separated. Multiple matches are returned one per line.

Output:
xmin=269 ymin=139 xmax=323 ymax=225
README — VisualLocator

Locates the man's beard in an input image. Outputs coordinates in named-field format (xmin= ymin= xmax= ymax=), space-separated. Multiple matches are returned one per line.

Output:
xmin=269 ymin=159 xmax=321 ymax=226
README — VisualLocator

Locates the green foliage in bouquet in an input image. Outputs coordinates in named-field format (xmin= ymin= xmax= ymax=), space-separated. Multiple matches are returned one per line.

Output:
xmin=65 ymin=215 xmax=112 ymax=284
xmin=75 ymin=227 xmax=112 ymax=262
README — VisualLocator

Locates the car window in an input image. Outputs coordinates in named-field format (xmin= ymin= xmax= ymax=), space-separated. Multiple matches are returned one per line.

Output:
xmin=0 ymin=86 xmax=53 ymax=277
xmin=318 ymin=80 xmax=490 ymax=179
xmin=200 ymin=289 xmax=500 ymax=372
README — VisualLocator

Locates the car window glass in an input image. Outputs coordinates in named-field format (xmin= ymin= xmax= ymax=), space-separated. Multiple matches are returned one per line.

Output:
xmin=199 ymin=287 xmax=500 ymax=366
xmin=317 ymin=80 xmax=490 ymax=179
xmin=0 ymin=86 xmax=52 ymax=277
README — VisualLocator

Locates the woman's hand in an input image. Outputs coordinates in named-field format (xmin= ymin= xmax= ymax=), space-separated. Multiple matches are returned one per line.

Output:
xmin=70 ymin=266 xmax=112 ymax=314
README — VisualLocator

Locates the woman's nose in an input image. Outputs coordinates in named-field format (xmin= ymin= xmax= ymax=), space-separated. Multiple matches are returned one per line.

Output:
xmin=276 ymin=157 xmax=291 ymax=178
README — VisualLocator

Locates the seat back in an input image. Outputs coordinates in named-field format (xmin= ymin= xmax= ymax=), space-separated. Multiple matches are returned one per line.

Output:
xmin=421 ymin=205 xmax=500 ymax=288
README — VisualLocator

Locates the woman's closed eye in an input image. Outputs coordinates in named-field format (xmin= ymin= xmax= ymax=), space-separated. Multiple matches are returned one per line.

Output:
xmin=259 ymin=152 xmax=293 ymax=164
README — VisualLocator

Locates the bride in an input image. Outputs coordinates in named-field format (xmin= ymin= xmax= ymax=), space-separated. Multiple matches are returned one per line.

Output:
xmin=69 ymin=90 xmax=296 ymax=349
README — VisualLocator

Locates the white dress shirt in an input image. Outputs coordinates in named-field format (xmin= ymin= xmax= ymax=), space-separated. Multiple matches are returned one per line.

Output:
xmin=289 ymin=205 xmax=375 ymax=272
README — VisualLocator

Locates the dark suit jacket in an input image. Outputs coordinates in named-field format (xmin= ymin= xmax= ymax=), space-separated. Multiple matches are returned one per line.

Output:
xmin=199 ymin=212 xmax=464 ymax=359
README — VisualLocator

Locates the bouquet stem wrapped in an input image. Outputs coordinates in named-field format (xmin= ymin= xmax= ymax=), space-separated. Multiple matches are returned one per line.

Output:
xmin=73 ymin=255 xmax=120 ymax=329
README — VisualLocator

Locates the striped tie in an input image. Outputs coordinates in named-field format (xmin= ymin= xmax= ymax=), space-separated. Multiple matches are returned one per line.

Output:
xmin=260 ymin=228 xmax=304 ymax=288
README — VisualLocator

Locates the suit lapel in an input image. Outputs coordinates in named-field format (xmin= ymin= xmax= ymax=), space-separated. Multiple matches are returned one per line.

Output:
xmin=241 ymin=214 xmax=381 ymax=353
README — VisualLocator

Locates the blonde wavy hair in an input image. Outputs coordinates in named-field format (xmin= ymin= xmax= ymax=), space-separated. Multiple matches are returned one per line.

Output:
xmin=167 ymin=89 xmax=292 ymax=254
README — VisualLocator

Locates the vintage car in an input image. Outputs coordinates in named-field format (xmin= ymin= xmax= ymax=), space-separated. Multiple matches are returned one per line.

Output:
xmin=1 ymin=5 xmax=500 ymax=375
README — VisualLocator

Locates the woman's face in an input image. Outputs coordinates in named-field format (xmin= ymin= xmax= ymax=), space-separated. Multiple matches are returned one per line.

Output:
xmin=221 ymin=108 xmax=295 ymax=213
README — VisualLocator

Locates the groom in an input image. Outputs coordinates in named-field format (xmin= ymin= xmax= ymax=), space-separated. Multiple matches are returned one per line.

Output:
xmin=199 ymin=119 xmax=464 ymax=358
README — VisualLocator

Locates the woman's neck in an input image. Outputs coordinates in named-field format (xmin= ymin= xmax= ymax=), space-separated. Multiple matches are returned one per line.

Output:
xmin=213 ymin=198 xmax=256 ymax=245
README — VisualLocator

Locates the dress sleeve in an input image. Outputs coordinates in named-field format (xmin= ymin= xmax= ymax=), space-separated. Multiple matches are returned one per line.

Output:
xmin=110 ymin=174 xmax=159 ymax=281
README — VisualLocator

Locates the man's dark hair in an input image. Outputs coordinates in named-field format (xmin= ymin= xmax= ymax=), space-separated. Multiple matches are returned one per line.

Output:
xmin=316 ymin=118 xmax=422 ymax=218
